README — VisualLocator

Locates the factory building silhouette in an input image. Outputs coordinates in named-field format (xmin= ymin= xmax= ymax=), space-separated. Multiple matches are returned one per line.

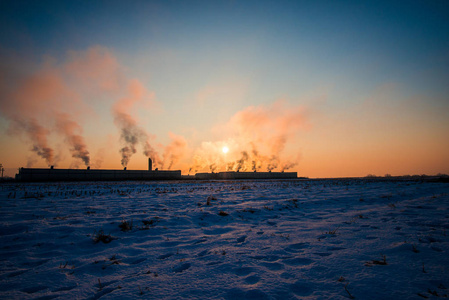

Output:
xmin=16 ymin=158 xmax=181 ymax=181
xmin=15 ymin=158 xmax=297 ymax=181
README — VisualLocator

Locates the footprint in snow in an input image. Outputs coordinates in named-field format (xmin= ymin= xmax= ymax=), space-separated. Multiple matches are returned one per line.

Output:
xmin=53 ymin=285 xmax=78 ymax=292
xmin=21 ymin=286 xmax=48 ymax=294
xmin=234 ymin=266 xmax=254 ymax=276
xmin=7 ymin=269 xmax=28 ymax=278
xmin=197 ymin=250 xmax=209 ymax=257
xmin=327 ymin=246 xmax=346 ymax=251
xmin=225 ymin=288 xmax=269 ymax=300
xmin=250 ymin=255 xmax=280 ymax=262
xmin=158 ymin=253 xmax=174 ymax=260
xmin=260 ymin=261 xmax=284 ymax=271
xmin=285 ymin=242 xmax=307 ymax=253
xmin=244 ymin=275 xmax=260 ymax=284
xmin=290 ymin=279 xmax=313 ymax=296
xmin=173 ymin=263 xmax=191 ymax=273
xmin=431 ymin=245 xmax=443 ymax=252
xmin=130 ymin=257 xmax=146 ymax=264
xmin=283 ymin=257 xmax=314 ymax=266
xmin=92 ymin=286 xmax=119 ymax=300
xmin=236 ymin=236 xmax=246 ymax=243
xmin=194 ymin=238 xmax=207 ymax=244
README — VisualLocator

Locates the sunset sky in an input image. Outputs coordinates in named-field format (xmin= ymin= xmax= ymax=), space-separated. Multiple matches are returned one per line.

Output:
xmin=1 ymin=1 xmax=448 ymax=178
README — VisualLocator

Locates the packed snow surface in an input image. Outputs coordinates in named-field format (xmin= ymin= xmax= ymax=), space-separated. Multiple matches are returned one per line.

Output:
xmin=1 ymin=179 xmax=448 ymax=299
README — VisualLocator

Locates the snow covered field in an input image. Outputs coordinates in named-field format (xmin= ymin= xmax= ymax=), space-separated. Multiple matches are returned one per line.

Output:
xmin=1 ymin=179 xmax=448 ymax=299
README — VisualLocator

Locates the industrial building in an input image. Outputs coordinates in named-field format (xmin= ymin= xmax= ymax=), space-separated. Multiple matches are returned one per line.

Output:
xmin=15 ymin=158 xmax=298 ymax=182
xmin=195 ymin=171 xmax=297 ymax=180
xmin=15 ymin=158 xmax=182 ymax=182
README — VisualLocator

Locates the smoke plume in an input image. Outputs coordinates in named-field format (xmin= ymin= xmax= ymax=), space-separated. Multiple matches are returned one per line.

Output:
xmin=235 ymin=151 xmax=249 ymax=172
xmin=191 ymin=100 xmax=307 ymax=172
xmin=11 ymin=118 xmax=54 ymax=165
xmin=112 ymin=79 xmax=159 ymax=167
xmin=0 ymin=47 xmax=121 ymax=167
xmin=0 ymin=66 xmax=70 ymax=166
xmin=162 ymin=132 xmax=187 ymax=170
xmin=56 ymin=113 xmax=90 ymax=166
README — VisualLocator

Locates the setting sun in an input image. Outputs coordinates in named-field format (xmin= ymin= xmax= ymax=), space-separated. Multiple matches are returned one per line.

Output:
xmin=222 ymin=146 xmax=229 ymax=154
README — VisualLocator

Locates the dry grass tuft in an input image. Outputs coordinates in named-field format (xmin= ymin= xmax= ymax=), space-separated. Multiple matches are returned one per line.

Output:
xmin=365 ymin=255 xmax=387 ymax=266
xmin=326 ymin=226 xmax=340 ymax=235
xmin=207 ymin=195 xmax=217 ymax=205
xmin=93 ymin=230 xmax=115 ymax=244
xmin=344 ymin=283 xmax=355 ymax=299
xmin=119 ymin=220 xmax=133 ymax=231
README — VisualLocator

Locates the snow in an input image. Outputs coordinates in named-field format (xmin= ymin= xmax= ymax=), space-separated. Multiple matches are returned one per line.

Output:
xmin=1 ymin=179 xmax=448 ymax=299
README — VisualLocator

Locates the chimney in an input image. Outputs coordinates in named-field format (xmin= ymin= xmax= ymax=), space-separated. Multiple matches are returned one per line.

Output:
xmin=124 ymin=167 xmax=127 ymax=170
xmin=50 ymin=166 xmax=54 ymax=170
xmin=87 ymin=166 xmax=90 ymax=170
xmin=148 ymin=158 xmax=152 ymax=171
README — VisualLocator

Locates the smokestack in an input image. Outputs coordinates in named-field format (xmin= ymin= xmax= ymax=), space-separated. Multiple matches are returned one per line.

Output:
xmin=148 ymin=158 xmax=152 ymax=171
xmin=124 ymin=167 xmax=127 ymax=170
xmin=87 ymin=166 xmax=90 ymax=170
xmin=50 ymin=166 xmax=54 ymax=170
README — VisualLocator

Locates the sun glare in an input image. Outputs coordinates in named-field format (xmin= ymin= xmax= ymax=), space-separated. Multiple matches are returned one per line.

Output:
xmin=222 ymin=146 xmax=229 ymax=154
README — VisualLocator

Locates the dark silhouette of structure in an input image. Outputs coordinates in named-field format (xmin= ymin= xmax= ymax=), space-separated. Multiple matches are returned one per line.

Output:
xmin=195 ymin=171 xmax=297 ymax=180
xmin=16 ymin=165 xmax=181 ymax=182
xmin=15 ymin=162 xmax=297 ymax=182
